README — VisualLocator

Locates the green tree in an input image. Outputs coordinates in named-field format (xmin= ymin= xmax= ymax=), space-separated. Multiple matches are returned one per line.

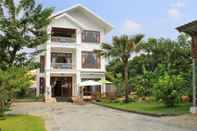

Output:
xmin=100 ymin=34 xmax=144 ymax=103
xmin=0 ymin=67 xmax=32 ymax=116
xmin=0 ymin=0 xmax=54 ymax=69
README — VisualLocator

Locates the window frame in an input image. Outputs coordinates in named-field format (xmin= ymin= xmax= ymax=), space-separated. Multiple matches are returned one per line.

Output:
xmin=81 ymin=30 xmax=100 ymax=43
xmin=81 ymin=51 xmax=101 ymax=69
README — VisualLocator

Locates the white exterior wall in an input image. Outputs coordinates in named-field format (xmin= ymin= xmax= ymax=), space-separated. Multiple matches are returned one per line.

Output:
xmin=38 ymin=5 xmax=111 ymax=101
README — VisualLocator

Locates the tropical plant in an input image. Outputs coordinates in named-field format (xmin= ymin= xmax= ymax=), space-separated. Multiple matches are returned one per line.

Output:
xmin=153 ymin=73 xmax=186 ymax=107
xmin=100 ymin=34 xmax=144 ymax=103
xmin=131 ymin=67 xmax=155 ymax=97
xmin=0 ymin=0 xmax=54 ymax=69
xmin=0 ymin=67 xmax=32 ymax=116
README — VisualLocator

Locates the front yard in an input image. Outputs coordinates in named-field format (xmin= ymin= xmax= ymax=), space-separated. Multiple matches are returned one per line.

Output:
xmin=0 ymin=115 xmax=45 ymax=131
xmin=95 ymin=100 xmax=190 ymax=116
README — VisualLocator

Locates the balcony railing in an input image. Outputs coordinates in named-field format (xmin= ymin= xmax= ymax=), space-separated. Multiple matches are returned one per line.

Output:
xmin=51 ymin=36 xmax=76 ymax=43
xmin=51 ymin=63 xmax=74 ymax=69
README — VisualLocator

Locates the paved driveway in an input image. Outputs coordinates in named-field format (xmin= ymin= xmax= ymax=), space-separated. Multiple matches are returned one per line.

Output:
xmin=10 ymin=102 xmax=196 ymax=131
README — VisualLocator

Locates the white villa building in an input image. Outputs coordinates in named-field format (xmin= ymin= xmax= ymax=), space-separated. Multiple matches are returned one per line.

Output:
xmin=36 ymin=4 xmax=113 ymax=102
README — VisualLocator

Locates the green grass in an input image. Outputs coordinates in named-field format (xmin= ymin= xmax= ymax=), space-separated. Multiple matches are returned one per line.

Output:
xmin=0 ymin=115 xmax=46 ymax=131
xmin=15 ymin=96 xmax=44 ymax=102
xmin=96 ymin=100 xmax=190 ymax=116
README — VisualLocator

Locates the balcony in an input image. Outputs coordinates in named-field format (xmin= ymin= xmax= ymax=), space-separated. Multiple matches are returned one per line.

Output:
xmin=50 ymin=53 xmax=75 ymax=73
xmin=51 ymin=27 xmax=76 ymax=43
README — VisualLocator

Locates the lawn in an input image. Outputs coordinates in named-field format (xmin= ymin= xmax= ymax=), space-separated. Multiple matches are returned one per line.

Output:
xmin=95 ymin=100 xmax=190 ymax=116
xmin=0 ymin=115 xmax=45 ymax=131
xmin=15 ymin=96 xmax=44 ymax=102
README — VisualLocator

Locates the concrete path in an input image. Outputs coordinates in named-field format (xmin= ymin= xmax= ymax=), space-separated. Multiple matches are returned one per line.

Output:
xmin=9 ymin=102 xmax=196 ymax=131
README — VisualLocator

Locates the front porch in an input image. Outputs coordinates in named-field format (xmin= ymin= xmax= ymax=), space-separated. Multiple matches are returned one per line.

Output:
xmin=51 ymin=76 xmax=73 ymax=98
xmin=43 ymin=76 xmax=103 ymax=102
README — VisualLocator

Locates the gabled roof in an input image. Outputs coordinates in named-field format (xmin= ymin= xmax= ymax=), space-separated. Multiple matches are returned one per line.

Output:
xmin=51 ymin=4 xmax=113 ymax=33
xmin=53 ymin=13 xmax=85 ymax=29
xmin=176 ymin=20 xmax=197 ymax=35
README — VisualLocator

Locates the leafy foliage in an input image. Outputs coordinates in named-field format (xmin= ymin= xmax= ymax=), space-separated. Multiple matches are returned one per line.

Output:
xmin=131 ymin=67 xmax=155 ymax=97
xmin=101 ymin=34 xmax=144 ymax=102
xmin=0 ymin=67 xmax=32 ymax=116
xmin=0 ymin=0 xmax=54 ymax=69
xmin=106 ymin=34 xmax=192 ymax=106
xmin=153 ymin=73 xmax=186 ymax=107
xmin=0 ymin=0 xmax=52 ymax=116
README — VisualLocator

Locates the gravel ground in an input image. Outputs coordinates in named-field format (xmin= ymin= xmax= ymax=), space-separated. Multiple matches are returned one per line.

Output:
xmin=9 ymin=102 xmax=197 ymax=131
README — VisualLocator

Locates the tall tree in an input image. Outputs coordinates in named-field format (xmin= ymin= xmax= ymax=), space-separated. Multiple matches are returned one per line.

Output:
xmin=101 ymin=34 xmax=144 ymax=103
xmin=0 ymin=0 xmax=54 ymax=69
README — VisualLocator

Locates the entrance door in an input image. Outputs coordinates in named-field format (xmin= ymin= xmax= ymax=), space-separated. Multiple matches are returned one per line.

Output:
xmin=62 ymin=77 xmax=72 ymax=97
xmin=51 ymin=77 xmax=72 ymax=97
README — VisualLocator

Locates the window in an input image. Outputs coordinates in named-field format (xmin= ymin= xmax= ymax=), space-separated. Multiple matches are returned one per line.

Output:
xmin=82 ymin=51 xmax=100 ymax=68
xmin=82 ymin=30 xmax=100 ymax=43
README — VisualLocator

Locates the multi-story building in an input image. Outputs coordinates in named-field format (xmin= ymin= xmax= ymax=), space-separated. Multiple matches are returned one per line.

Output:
xmin=37 ymin=4 xmax=113 ymax=101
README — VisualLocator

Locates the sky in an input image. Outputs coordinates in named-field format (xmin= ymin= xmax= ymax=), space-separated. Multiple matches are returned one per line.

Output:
xmin=38 ymin=0 xmax=197 ymax=42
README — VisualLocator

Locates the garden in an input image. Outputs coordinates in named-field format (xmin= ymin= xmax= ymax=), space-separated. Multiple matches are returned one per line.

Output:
xmin=95 ymin=34 xmax=193 ymax=116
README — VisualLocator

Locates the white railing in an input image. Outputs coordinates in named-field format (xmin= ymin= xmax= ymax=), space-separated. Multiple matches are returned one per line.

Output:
xmin=51 ymin=63 xmax=74 ymax=69
xmin=51 ymin=36 xmax=76 ymax=43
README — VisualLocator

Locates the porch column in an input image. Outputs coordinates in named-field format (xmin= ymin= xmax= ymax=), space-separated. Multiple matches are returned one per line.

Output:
xmin=101 ymin=77 xmax=106 ymax=96
xmin=45 ymin=42 xmax=52 ymax=100
xmin=76 ymin=29 xmax=81 ymax=96
xmin=44 ymin=26 xmax=52 ymax=101
xmin=36 ymin=70 xmax=40 ymax=97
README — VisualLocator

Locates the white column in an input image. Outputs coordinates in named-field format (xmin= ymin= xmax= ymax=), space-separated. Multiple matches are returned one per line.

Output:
xmin=45 ymin=42 xmax=52 ymax=100
xmin=75 ymin=29 xmax=81 ymax=96
xmin=76 ymin=29 xmax=82 ymax=44
xmin=44 ymin=26 xmax=52 ymax=101
xmin=101 ymin=76 xmax=106 ymax=96
xmin=36 ymin=70 xmax=40 ymax=97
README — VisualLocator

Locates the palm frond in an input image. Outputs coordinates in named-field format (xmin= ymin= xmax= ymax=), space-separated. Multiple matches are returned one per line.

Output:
xmin=101 ymin=42 xmax=112 ymax=50
xmin=131 ymin=34 xmax=144 ymax=44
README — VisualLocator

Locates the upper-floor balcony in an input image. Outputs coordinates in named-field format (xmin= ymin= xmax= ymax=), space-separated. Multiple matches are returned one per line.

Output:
xmin=51 ymin=27 xmax=101 ymax=46
xmin=51 ymin=53 xmax=76 ymax=73
xmin=51 ymin=27 xmax=77 ymax=48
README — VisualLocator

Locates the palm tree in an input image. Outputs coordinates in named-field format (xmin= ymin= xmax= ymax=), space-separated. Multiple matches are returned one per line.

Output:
xmin=101 ymin=34 xmax=144 ymax=103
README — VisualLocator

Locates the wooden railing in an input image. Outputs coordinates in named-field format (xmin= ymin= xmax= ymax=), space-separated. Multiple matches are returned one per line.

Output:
xmin=51 ymin=36 xmax=76 ymax=43
xmin=51 ymin=63 xmax=74 ymax=69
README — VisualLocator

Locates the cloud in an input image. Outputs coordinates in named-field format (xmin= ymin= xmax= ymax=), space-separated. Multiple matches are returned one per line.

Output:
xmin=171 ymin=0 xmax=185 ymax=8
xmin=122 ymin=19 xmax=142 ymax=34
xmin=168 ymin=0 xmax=185 ymax=19
xmin=168 ymin=8 xmax=180 ymax=18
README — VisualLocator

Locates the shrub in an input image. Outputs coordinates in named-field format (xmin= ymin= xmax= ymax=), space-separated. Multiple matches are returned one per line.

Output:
xmin=113 ymin=74 xmax=125 ymax=96
xmin=131 ymin=70 xmax=154 ymax=97
xmin=0 ymin=67 xmax=32 ymax=116
xmin=153 ymin=73 xmax=185 ymax=107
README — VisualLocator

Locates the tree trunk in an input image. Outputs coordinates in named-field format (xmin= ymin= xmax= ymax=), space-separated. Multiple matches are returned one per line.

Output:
xmin=124 ymin=60 xmax=129 ymax=103
xmin=0 ymin=100 xmax=4 ymax=117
